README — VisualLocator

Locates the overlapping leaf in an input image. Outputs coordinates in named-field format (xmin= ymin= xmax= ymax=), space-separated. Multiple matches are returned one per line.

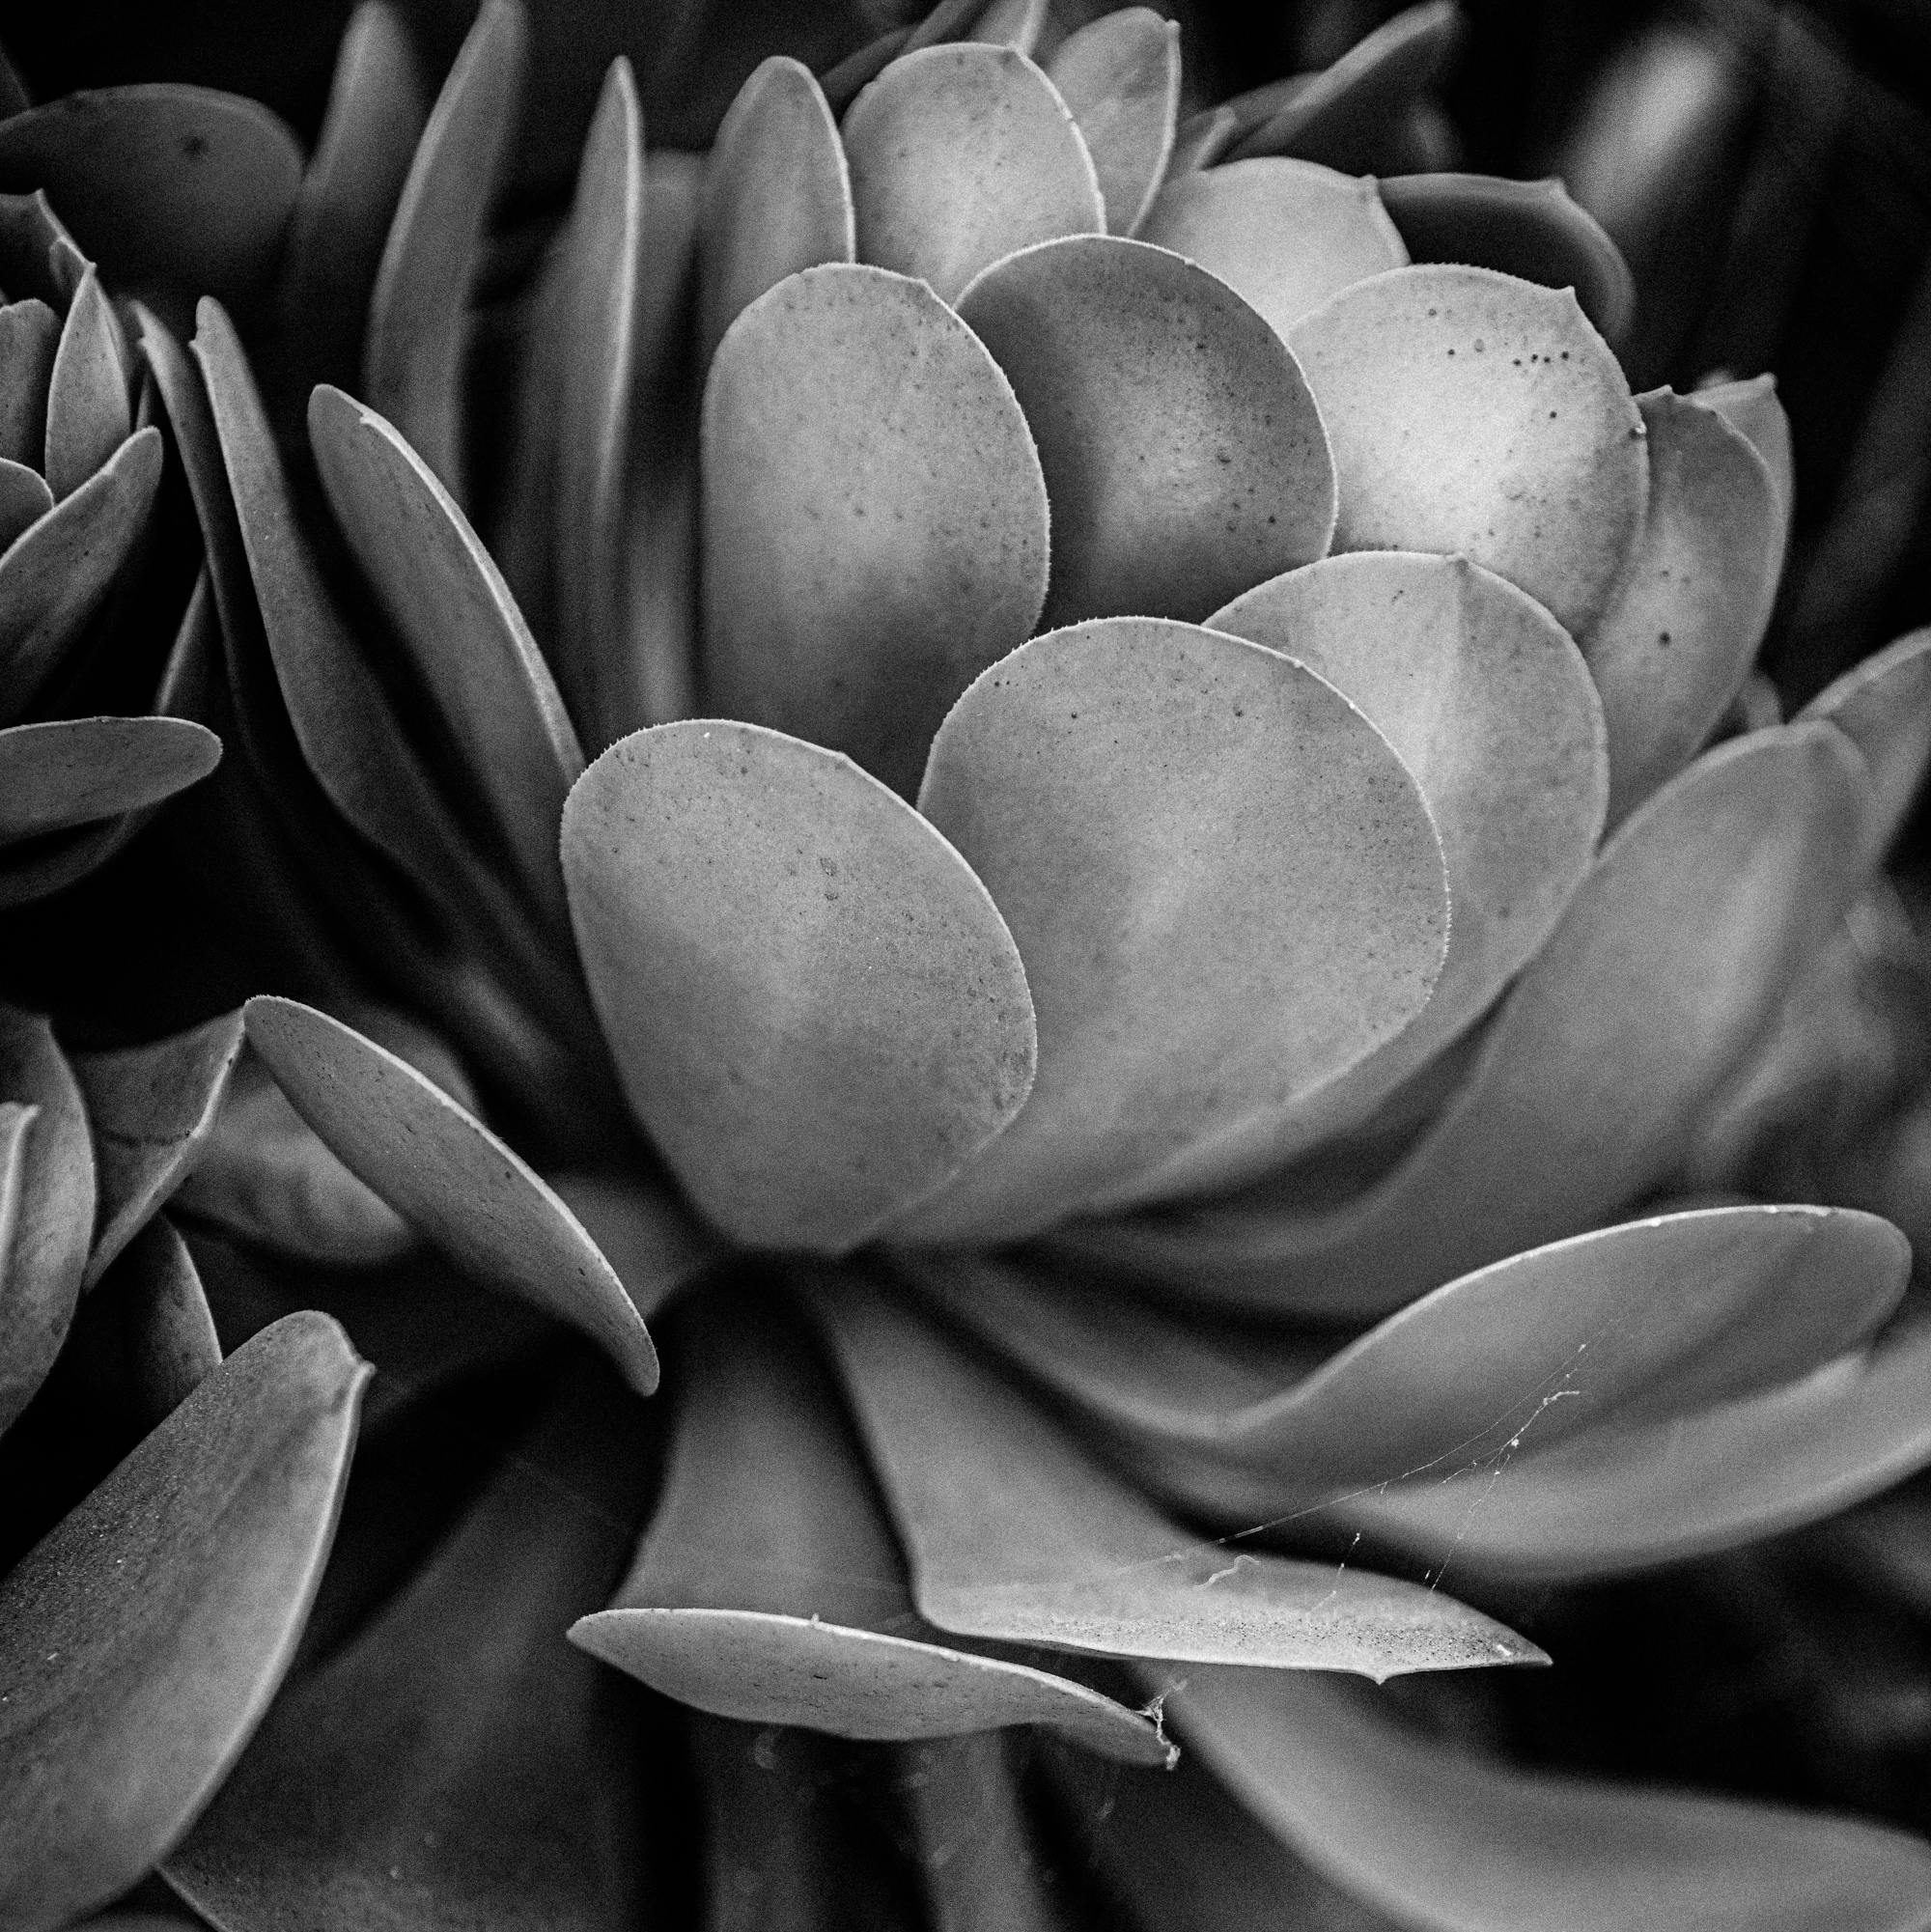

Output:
xmin=1045 ymin=9 xmax=1180 ymax=237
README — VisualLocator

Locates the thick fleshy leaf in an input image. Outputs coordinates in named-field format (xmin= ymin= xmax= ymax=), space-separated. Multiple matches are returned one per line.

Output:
xmin=1585 ymin=389 xmax=1778 ymax=826
xmin=0 ymin=187 xmax=87 ymax=303
xmin=278 ymin=0 xmax=427 ymax=397
xmin=167 ymin=1369 xmax=648 ymax=1929
xmin=1166 ymin=102 xmax=1242 ymax=175
xmin=1141 ymin=551 xmax=1606 ymax=1195
xmin=105 ymin=1216 xmax=222 ymax=1425
xmin=0 ymin=1313 xmax=366 ymax=1932
xmin=901 ymin=1732 xmax=1061 ymax=1932
xmin=71 ymin=1012 xmax=245 ymax=1290
xmin=970 ymin=0 xmax=1048 ymax=54
xmin=307 ymin=383 xmax=582 ymax=920
xmin=1226 ymin=0 xmax=1463 ymax=170
xmin=0 ymin=460 xmax=50 ymax=550
xmin=0 ymin=297 xmax=58 ymax=466
xmin=242 ymin=997 xmax=658 ymax=1394
xmin=697 ymin=56 xmax=854 ymax=370
xmin=1164 ymin=1666 xmax=1931 ymax=1932
xmin=1046 ymin=9 xmax=1180 ymax=237
xmin=0 ymin=427 xmax=161 ymax=725
xmin=0 ymin=715 xmax=219 ymax=846
xmin=811 ymin=1279 xmax=1543 ymax=1678
xmin=0 ymin=1008 xmax=93 ymax=1436
xmin=560 ymin=720 xmax=1036 ymax=1253
xmin=574 ymin=1289 xmax=1169 ymax=1762
xmin=1289 ymin=264 xmax=1646 ymax=638
xmin=818 ymin=26 xmax=910 ymax=113
xmin=42 ymin=268 xmax=128 ymax=500
xmin=1694 ymin=371 xmax=1793 ymax=569
xmin=1799 ymin=625 xmax=1931 ymax=863
xmin=547 ymin=1171 xmax=721 ymax=1320
xmin=892 ymin=617 xmax=1445 ymax=1243
xmin=0 ymin=87 xmax=301 ymax=315
xmin=842 ymin=43 xmax=1104 ymax=303
xmin=700 ymin=264 xmax=1049 ymax=796
xmin=1060 ymin=723 xmax=1873 ymax=1313
xmin=1379 ymin=172 xmax=1635 ymax=345
xmin=363 ymin=0 xmax=525 ymax=499
xmin=957 ymin=235 xmax=1335 ymax=628
xmin=1138 ymin=158 xmax=1408 ymax=341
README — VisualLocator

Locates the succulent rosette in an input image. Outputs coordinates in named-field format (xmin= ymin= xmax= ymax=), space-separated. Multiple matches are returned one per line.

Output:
xmin=5 ymin=1 xmax=1931 ymax=1925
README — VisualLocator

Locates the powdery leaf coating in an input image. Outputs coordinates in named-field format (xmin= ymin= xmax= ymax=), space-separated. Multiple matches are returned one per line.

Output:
xmin=560 ymin=720 xmax=1037 ymax=1254
xmin=0 ymin=1313 xmax=366 ymax=1932
xmin=1378 ymin=172 xmax=1635 ymax=345
xmin=697 ymin=57 xmax=854 ymax=370
xmin=71 ymin=1009 xmax=245 ymax=1288
xmin=0 ymin=85 xmax=302 ymax=313
xmin=0 ymin=428 xmax=162 ymax=726
xmin=1046 ymin=9 xmax=1181 ymax=236
xmin=1164 ymin=1666 xmax=1931 ymax=1932
xmin=575 ymin=1290 xmax=1168 ymax=1762
xmin=811 ymin=1279 xmax=1544 ymax=1679
xmin=1290 ymin=263 xmax=1647 ymax=638
xmin=842 ymin=42 xmax=1104 ymax=303
xmin=0 ymin=298 xmax=60 ymax=467
xmin=363 ymin=0 xmax=524 ymax=500
xmin=893 ymin=617 xmax=1445 ymax=1243
xmin=0 ymin=716 xmax=219 ymax=846
xmin=42 ymin=267 xmax=128 ymax=500
xmin=1585 ymin=389 xmax=1779 ymax=826
xmin=1138 ymin=158 xmax=1409 ymax=341
xmin=959 ymin=236 xmax=1336 ymax=628
xmin=700 ymin=265 xmax=1049 ymax=799
xmin=242 ymin=996 xmax=658 ymax=1394
xmin=1799 ymin=624 xmax=1931 ymax=863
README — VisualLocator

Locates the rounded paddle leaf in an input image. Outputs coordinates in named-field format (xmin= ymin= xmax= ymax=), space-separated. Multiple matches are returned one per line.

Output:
xmin=1046 ymin=9 xmax=1181 ymax=237
xmin=1799 ymin=624 xmax=1931 ymax=864
xmin=0 ymin=716 xmax=219 ymax=847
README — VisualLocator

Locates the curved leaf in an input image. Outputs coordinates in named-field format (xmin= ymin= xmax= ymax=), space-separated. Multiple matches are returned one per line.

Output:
xmin=0 ymin=715 xmax=219 ymax=847
xmin=0 ymin=457 xmax=51 ymax=548
xmin=957 ymin=234 xmax=1335 ymax=628
xmin=1799 ymin=624 xmax=1931 ymax=864
xmin=1046 ymin=9 xmax=1181 ymax=237
xmin=0 ymin=296 xmax=59 ymax=467
xmin=43 ymin=267 xmax=128 ymax=500
xmin=1694 ymin=371 xmax=1793 ymax=571
xmin=560 ymin=720 xmax=1036 ymax=1254
xmin=104 ymin=1215 xmax=222 ymax=1426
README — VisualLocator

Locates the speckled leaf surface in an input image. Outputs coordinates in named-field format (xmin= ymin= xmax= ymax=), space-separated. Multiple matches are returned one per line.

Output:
xmin=561 ymin=720 xmax=1036 ymax=1253
xmin=0 ymin=716 xmax=219 ymax=846
xmin=546 ymin=1171 xmax=721 ymax=1321
xmin=1046 ymin=10 xmax=1180 ymax=236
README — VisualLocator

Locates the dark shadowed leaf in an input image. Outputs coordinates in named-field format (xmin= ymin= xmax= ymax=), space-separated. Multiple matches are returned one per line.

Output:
xmin=42 ymin=267 xmax=128 ymax=500
xmin=560 ymin=720 xmax=1036 ymax=1253
xmin=0 ymin=458 xmax=51 ymax=546
xmin=1799 ymin=625 xmax=1931 ymax=864
xmin=105 ymin=1216 xmax=223 ymax=1425
xmin=547 ymin=1171 xmax=721 ymax=1321
xmin=1693 ymin=371 xmax=1793 ymax=572
xmin=700 ymin=264 xmax=1049 ymax=796
xmin=1046 ymin=9 xmax=1180 ymax=237
xmin=0 ymin=302 xmax=58 ymax=467
xmin=843 ymin=42 xmax=1103 ymax=302
xmin=0 ymin=715 xmax=219 ymax=846
xmin=0 ymin=1313 xmax=365 ymax=1932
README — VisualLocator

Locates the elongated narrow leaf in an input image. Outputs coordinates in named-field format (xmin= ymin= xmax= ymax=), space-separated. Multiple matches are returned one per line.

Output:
xmin=575 ymin=1288 xmax=1169 ymax=1761
xmin=811 ymin=1279 xmax=1542 ymax=1679
xmin=72 ymin=1010 xmax=244 ymax=1288
xmin=0 ymin=458 xmax=51 ymax=548
xmin=1799 ymin=625 xmax=1931 ymax=863
xmin=0 ymin=716 xmax=219 ymax=846
xmin=1046 ymin=9 xmax=1180 ymax=237
xmin=893 ymin=617 xmax=1445 ymax=1243
xmin=901 ymin=1733 xmax=1061 ymax=1932
xmin=43 ymin=267 xmax=128 ymax=500
xmin=1164 ymin=1666 xmax=1931 ymax=1932
xmin=843 ymin=42 xmax=1103 ymax=302
xmin=561 ymin=721 xmax=1036 ymax=1253
xmin=700 ymin=264 xmax=1049 ymax=796
xmin=0 ymin=1314 xmax=366 ymax=1932
xmin=243 ymin=997 xmax=658 ymax=1394
xmin=106 ymin=1215 xmax=222 ymax=1425
xmin=1290 ymin=264 xmax=1646 ymax=639
xmin=1138 ymin=158 xmax=1409 ymax=340
xmin=0 ymin=297 xmax=58 ymax=465
xmin=959 ymin=235 xmax=1335 ymax=628
xmin=1694 ymin=371 xmax=1793 ymax=570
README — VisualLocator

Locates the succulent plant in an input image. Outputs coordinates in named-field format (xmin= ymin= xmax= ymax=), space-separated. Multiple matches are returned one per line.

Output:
xmin=5 ymin=1 xmax=1931 ymax=1926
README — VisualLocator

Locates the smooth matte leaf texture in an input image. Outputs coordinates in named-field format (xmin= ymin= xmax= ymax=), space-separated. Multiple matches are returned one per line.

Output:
xmin=0 ymin=1313 xmax=366 ymax=1932
xmin=0 ymin=456 xmax=52 ymax=547
xmin=811 ymin=1279 xmax=1543 ymax=1678
xmin=0 ymin=427 xmax=161 ymax=726
xmin=893 ymin=617 xmax=1445 ymax=1243
xmin=0 ymin=86 xmax=301 ymax=314
xmin=0 ymin=296 xmax=59 ymax=466
xmin=307 ymin=383 xmax=583 ymax=921
xmin=73 ymin=1010 xmax=245 ymax=1289
xmin=818 ymin=26 xmax=910 ymax=115
xmin=1164 ymin=1666 xmax=1931 ymax=1932
xmin=1143 ymin=551 xmax=1606 ymax=1194
xmin=970 ymin=0 xmax=1048 ymax=54
xmin=363 ymin=0 xmax=525 ymax=499
xmin=242 ymin=997 xmax=658 ymax=1394
xmin=1290 ymin=264 xmax=1646 ymax=638
xmin=108 ymin=1215 xmax=223 ymax=1425
xmin=1585 ymin=389 xmax=1779 ymax=826
xmin=561 ymin=720 xmax=1036 ymax=1253
xmin=574 ymin=1289 xmax=1169 ymax=1762
xmin=1138 ymin=158 xmax=1409 ymax=341
xmin=42 ymin=267 xmax=128 ymax=500
xmin=1800 ymin=625 xmax=1931 ymax=863
xmin=697 ymin=56 xmax=854 ymax=370
xmin=168 ymin=1370 xmax=649 ymax=1931
xmin=1379 ymin=173 xmax=1635 ymax=345
xmin=1694 ymin=371 xmax=1794 ymax=571
xmin=547 ymin=1171 xmax=721 ymax=1320
xmin=1062 ymin=723 xmax=1873 ymax=1314
xmin=1046 ymin=9 xmax=1180 ymax=237
xmin=842 ymin=42 xmax=1104 ymax=303
xmin=958 ymin=235 xmax=1336 ymax=628
xmin=700 ymin=264 xmax=1049 ymax=798
xmin=0 ymin=716 xmax=220 ymax=846
xmin=0 ymin=1007 xmax=93 ymax=1435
